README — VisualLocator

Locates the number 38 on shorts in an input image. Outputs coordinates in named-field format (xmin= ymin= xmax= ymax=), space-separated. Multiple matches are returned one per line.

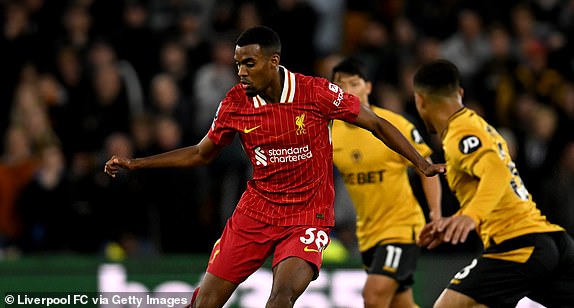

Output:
xmin=300 ymin=228 xmax=330 ymax=253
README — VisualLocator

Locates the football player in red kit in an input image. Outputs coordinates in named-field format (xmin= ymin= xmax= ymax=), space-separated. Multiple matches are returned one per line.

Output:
xmin=104 ymin=26 xmax=444 ymax=308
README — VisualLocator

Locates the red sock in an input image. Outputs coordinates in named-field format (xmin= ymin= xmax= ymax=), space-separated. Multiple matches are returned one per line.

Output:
xmin=190 ymin=287 xmax=200 ymax=307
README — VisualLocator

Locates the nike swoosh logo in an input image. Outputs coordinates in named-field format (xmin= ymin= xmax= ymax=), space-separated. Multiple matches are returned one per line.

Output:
xmin=243 ymin=125 xmax=261 ymax=134
xmin=304 ymin=246 xmax=319 ymax=253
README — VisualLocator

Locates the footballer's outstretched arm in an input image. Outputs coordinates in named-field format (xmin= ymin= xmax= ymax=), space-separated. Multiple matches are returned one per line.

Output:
xmin=104 ymin=134 xmax=223 ymax=177
xmin=352 ymin=104 xmax=445 ymax=177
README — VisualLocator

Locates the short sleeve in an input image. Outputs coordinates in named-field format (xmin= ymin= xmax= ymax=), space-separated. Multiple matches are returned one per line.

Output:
xmin=207 ymin=97 xmax=236 ymax=146
xmin=313 ymin=77 xmax=361 ymax=122
xmin=446 ymin=128 xmax=493 ymax=176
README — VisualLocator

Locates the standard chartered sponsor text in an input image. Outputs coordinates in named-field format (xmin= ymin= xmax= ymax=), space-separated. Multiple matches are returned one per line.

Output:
xmin=267 ymin=145 xmax=312 ymax=163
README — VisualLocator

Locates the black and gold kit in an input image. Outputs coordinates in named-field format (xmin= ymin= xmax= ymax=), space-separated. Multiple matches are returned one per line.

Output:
xmin=442 ymin=108 xmax=574 ymax=307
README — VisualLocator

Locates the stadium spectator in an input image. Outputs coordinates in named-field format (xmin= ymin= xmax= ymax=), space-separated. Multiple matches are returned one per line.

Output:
xmin=0 ymin=126 xmax=38 ymax=249
xmin=16 ymin=143 xmax=70 ymax=252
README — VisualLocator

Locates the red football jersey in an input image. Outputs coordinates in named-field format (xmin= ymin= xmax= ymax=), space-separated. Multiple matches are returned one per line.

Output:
xmin=208 ymin=66 xmax=360 ymax=226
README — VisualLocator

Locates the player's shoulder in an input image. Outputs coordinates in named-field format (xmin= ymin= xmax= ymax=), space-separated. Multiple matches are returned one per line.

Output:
xmin=295 ymin=73 xmax=343 ymax=104
xmin=371 ymin=106 xmax=407 ymax=124
xmin=296 ymin=72 xmax=337 ymax=91
xmin=372 ymin=106 xmax=424 ymax=140
xmin=444 ymin=109 xmax=491 ymax=156
xmin=219 ymin=84 xmax=247 ymax=107
xmin=225 ymin=84 xmax=245 ymax=100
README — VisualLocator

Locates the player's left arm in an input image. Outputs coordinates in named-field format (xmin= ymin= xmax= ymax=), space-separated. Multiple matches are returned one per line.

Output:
xmin=353 ymin=104 xmax=445 ymax=177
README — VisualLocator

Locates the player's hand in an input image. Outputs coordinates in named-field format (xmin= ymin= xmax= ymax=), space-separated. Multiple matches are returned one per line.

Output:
xmin=421 ymin=163 xmax=446 ymax=177
xmin=426 ymin=215 xmax=476 ymax=247
xmin=104 ymin=155 xmax=132 ymax=178
xmin=418 ymin=215 xmax=476 ymax=249
xmin=437 ymin=215 xmax=476 ymax=245
xmin=417 ymin=220 xmax=444 ymax=249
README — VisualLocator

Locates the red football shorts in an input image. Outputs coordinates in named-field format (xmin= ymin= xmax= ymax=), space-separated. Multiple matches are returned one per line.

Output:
xmin=206 ymin=211 xmax=332 ymax=284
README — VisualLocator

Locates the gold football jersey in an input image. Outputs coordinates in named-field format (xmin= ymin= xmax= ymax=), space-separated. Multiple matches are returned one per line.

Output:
xmin=442 ymin=108 xmax=563 ymax=249
xmin=332 ymin=106 xmax=432 ymax=251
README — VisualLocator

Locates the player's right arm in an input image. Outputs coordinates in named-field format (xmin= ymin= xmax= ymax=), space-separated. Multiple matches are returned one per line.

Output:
xmin=353 ymin=104 xmax=445 ymax=177
xmin=104 ymin=134 xmax=224 ymax=177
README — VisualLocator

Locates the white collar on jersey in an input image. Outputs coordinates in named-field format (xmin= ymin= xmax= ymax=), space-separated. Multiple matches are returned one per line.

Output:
xmin=252 ymin=66 xmax=296 ymax=108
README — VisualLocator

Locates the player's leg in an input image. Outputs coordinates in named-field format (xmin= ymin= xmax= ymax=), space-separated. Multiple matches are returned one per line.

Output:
xmin=192 ymin=273 xmax=238 ymax=308
xmin=438 ymin=256 xmax=529 ymax=308
xmin=266 ymin=257 xmax=315 ymax=308
xmin=527 ymin=231 xmax=574 ymax=307
xmin=389 ymin=288 xmax=417 ymax=308
xmin=433 ymin=289 xmax=488 ymax=308
xmin=268 ymin=225 xmax=332 ymax=308
xmin=440 ymin=234 xmax=562 ymax=308
xmin=196 ymin=211 xmax=275 ymax=307
xmin=361 ymin=243 xmax=419 ymax=308
xmin=362 ymin=274 xmax=398 ymax=307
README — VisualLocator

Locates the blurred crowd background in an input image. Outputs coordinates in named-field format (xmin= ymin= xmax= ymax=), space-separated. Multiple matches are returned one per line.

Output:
xmin=0 ymin=0 xmax=573 ymax=260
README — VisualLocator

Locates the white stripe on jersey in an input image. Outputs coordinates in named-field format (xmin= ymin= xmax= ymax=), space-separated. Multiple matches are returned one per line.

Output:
xmin=254 ymin=66 xmax=296 ymax=108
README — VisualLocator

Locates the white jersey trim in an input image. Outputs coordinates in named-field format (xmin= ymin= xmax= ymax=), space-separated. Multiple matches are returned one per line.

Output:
xmin=253 ymin=66 xmax=296 ymax=108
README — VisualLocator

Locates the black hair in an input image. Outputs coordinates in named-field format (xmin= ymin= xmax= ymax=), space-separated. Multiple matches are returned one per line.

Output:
xmin=331 ymin=57 xmax=369 ymax=81
xmin=235 ymin=25 xmax=281 ymax=56
xmin=413 ymin=59 xmax=460 ymax=96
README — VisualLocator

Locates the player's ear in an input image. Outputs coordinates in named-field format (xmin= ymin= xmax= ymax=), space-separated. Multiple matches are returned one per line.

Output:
xmin=414 ymin=91 xmax=425 ymax=110
xmin=365 ymin=81 xmax=373 ymax=96
xmin=270 ymin=53 xmax=280 ymax=68
xmin=458 ymin=87 xmax=464 ymax=99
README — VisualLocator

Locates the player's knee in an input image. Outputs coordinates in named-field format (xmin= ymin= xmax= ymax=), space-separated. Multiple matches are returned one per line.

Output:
xmin=363 ymin=294 xmax=390 ymax=308
xmin=192 ymin=292 xmax=221 ymax=308
xmin=193 ymin=296 xmax=217 ymax=308
xmin=362 ymin=287 xmax=392 ymax=308
xmin=363 ymin=295 xmax=382 ymax=308
xmin=433 ymin=290 xmax=479 ymax=308
xmin=266 ymin=289 xmax=295 ymax=308
xmin=433 ymin=298 xmax=448 ymax=308
xmin=433 ymin=294 xmax=451 ymax=308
